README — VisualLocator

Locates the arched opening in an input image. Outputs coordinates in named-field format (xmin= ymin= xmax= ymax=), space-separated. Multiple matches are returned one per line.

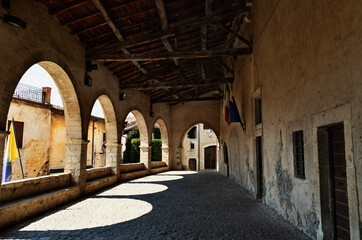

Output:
xmin=121 ymin=110 xmax=149 ymax=166
xmin=2 ymin=62 xmax=81 ymax=183
xmin=152 ymin=119 xmax=169 ymax=166
xmin=87 ymin=96 xmax=117 ymax=168
xmin=180 ymin=123 xmax=219 ymax=171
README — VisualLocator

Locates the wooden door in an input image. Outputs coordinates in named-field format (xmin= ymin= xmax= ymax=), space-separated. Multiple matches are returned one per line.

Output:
xmin=329 ymin=124 xmax=350 ymax=239
xmin=189 ymin=158 xmax=196 ymax=171
xmin=256 ymin=136 xmax=263 ymax=199
xmin=204 ymin=146 xmax=216 ymax=169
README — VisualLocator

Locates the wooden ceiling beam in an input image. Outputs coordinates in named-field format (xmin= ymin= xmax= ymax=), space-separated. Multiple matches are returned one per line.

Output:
xmin=89 ymin=4 xmax=248 ymax=52
xmin=88 ymin=48 xmax=252 ymax=62
xmin=152 ymin=96 xmax=222 ymax=103
xmin=120 ymin=76 xmax=231 ymax=90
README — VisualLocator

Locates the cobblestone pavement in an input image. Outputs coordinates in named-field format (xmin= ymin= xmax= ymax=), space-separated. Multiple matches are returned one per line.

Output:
xmin=0 ymin=171 xmax=310 ymax=240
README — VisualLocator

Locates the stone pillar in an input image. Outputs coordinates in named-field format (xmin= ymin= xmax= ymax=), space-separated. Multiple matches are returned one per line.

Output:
xmin=140 ymin=145 xmax=151 ymax=170
xmin=64 ymin=139 xmax=89 ymax=192
xmin=175 ymin=146 xmax=183 ymax=170
xmin=161 ymin=146 xmax=170 ymax=168
xmin=106 ymin=143 xmax=122 ymax=181
xmin=0 ymin=131 xmax=9 ymax=185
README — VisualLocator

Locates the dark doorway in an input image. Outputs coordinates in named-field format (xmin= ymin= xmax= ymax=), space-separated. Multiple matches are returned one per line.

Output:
xmin=189 ymin=158 xmax=196 ymax=171
xmin=318 ymin=123 xmax=350 ymax=240
xmin=223 ymin=143 xmax=229 ymax=177
xmin=256 ymin=136 xmax=263 ymax=199
xmin=204 ymin=146 xmax=216 ymax=169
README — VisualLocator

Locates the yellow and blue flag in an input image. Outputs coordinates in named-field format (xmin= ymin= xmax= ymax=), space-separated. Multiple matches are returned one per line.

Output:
xmin=2 ymin=121 xmax=19 ymax=182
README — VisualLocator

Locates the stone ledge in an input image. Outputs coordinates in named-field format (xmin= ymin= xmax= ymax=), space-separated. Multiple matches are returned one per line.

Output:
xmin=120 ymin=163 xmax=146 ymax=173
xmin=0 ymin=186 xmax=80 ymax=229
xmin=86 ymin=166 xmax=113 ymax=182
xmin=150 ymin=166 xmax=169 ymax=174
xmin=85 ymin=175 xmax=117 ymax=195
xmin=0 ymin=173 xmax=72 ymax=204
xmin=150 ymin=161 xmax=167 ymax=169
xmin=120 ymin=169 xmax=149 ymax=181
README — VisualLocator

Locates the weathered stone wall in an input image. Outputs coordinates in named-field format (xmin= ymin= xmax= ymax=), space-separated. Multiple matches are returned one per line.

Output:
xmin=7 ymin=99 xmax=52 ymax=180
xmin=219 ymin=1 xmax=362 ymax=239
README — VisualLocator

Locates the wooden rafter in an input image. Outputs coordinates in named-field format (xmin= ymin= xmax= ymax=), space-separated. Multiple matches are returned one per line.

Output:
xmin=152 ymin=96 xmax=222 ymax=103
xmin=120 ymin=76 xmax=230 ymax=90
xmin=89 ymin=4 xmax=248 ymax=53
xmin=155 ymin=0 xmax=179 ymax=66
xmin=88 ymin=48 xmax=252 ymax=62
xmin=91 ymin=0 xmax=149 ymax=74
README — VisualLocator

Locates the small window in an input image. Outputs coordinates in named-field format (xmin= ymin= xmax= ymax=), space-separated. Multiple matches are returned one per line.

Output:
xmin=187 ymin=126 xmax=197 ymax=139
xmin=203 ymin=124 xmax=210 ymax=130
xmin=190 ymin=142 xmax=195 ymax=150
xmin=293 ymin=130 xmax=305 ymax=179
xmin=7 ymin=121 xmax=24 ymax=148
xmin=255 ymin=98 xmax=262 ymax=125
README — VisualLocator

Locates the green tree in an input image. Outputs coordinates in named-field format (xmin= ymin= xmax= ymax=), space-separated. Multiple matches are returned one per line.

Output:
xmin=123 ymin=129 xmax=140 ymax=163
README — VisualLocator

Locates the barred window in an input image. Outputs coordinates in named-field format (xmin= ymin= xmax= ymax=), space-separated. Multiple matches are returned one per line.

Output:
xmin=190 ymin=142 xmax=195 ymax=150
xmin=293 ymin=130 xmax=305 ymax=179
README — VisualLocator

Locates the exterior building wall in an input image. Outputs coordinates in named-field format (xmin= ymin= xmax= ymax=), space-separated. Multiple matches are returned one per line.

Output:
xmin=181 ymin=124 xmax=218 ymax=171
xmin=7 ymin=99 xmax=52 ymax=180
xmin=6 ymin=98 xmax=106 ymax=179
xmin=86 ymin=119 xmax=106 ymax=167
xmin=218 ymin=1 xmax=362 ymax=239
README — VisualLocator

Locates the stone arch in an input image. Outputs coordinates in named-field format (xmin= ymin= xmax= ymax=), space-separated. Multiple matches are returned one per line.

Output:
xmin=1 ymin=60 xmax=83 ymax=183
xmin=178 ymin=121 xmax=219 ymax=149
xmin=154 ymin=118 xmax=169 ymax=165
xmin=121 ymin=109 xmax=150 ymax=168
xmin=92 ymin=95 xmax=118 ymax=144
xmin=37 ymin=61 xmax=82 ymax=140
xmin=88 ymin=95 xmax=119 ymax=171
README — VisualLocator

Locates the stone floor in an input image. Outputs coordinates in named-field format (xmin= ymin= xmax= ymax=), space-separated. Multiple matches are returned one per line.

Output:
xmin=0 ymin=171 xmax=310 ymax=240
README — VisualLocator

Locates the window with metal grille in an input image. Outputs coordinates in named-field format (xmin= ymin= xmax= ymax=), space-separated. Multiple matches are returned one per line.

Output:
xmin=293 ymin=130 xmax=305 ymax=179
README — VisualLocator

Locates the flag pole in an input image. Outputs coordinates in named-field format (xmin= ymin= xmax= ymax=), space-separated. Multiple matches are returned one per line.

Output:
xmin=11 ymin=118 xmax=24 ymax=179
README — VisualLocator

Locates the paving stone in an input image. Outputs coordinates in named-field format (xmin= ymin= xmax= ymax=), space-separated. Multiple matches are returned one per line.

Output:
xmin=0 ymin=171 xmax=310 ymax=239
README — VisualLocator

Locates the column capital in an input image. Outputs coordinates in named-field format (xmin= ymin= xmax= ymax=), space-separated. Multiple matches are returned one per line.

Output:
xmin=139 ymin=145 xmax=151 ymax=150
xmin=64 ymin=139 xmax=90 ymax=145
xmin=106 ymin=142 xmax=122 ymax=148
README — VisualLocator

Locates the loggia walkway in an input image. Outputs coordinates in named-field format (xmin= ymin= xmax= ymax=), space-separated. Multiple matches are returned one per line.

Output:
xmin=0 ymin=171 xmax=309 ymax=239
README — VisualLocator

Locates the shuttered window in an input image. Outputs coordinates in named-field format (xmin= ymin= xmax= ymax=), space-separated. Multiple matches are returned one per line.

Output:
xmin=7 ymin=121 xmax=24 ymax=148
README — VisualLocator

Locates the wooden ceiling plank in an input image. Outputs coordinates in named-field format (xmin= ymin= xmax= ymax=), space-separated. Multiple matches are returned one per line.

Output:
xmin=51 ymin=0 xmax=89 ymax=15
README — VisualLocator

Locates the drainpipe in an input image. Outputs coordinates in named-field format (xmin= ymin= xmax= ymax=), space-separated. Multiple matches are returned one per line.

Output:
xmin=91 ymin=120 xmax=95 ymax=167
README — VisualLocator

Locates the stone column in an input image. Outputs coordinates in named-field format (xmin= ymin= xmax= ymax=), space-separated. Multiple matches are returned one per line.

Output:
xmin=106 ymin=143 xmax=122 ymax=181
xmin=64 ymin=139 xmax=89 ymax=192
xmin=0 ymin=131 xmax=9 ymax=185
xmin=161 ymin=146 xmax=170 ymax=168
xmin=175 ymin=146 xmax=183 ymax=170
xmin=140 ymin=145 xmax=151 ymax=170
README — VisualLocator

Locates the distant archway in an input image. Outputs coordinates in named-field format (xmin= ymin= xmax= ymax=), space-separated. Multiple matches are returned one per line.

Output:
xmin=180 ymin=123 xmax=219 ymax=171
